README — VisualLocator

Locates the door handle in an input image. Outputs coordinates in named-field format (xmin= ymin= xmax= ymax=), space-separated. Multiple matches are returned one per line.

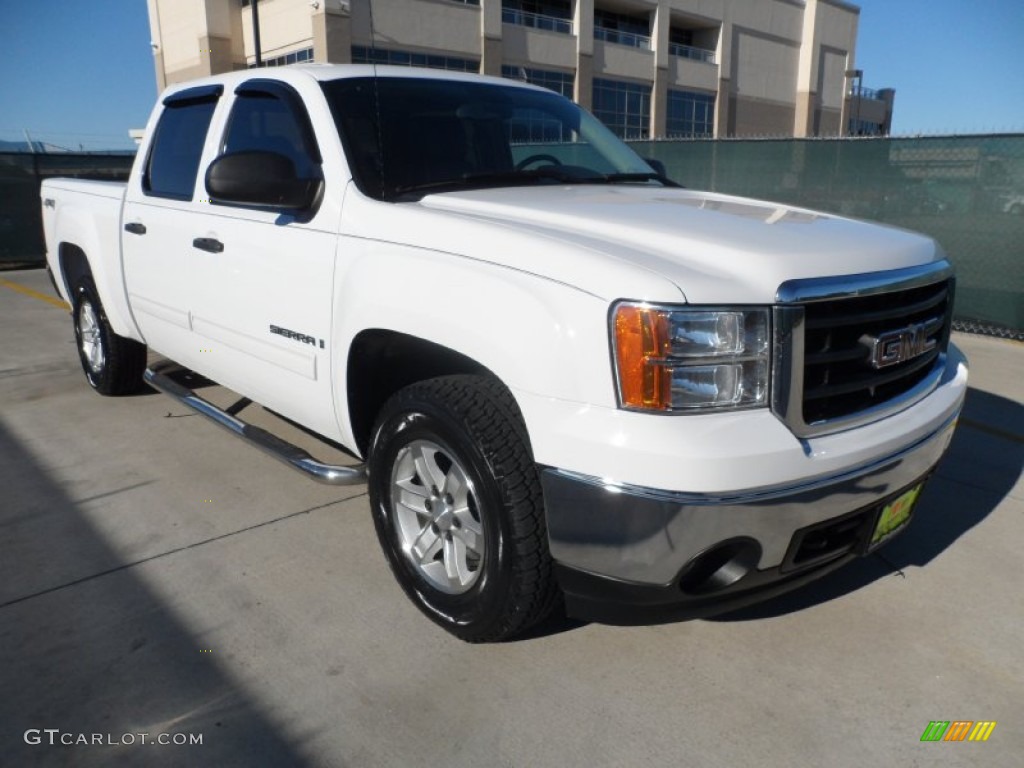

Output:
xmin=192 ymin=237 xmax=224 ymax=253
xmin=124 ymin=222 xmax=147 ymax=235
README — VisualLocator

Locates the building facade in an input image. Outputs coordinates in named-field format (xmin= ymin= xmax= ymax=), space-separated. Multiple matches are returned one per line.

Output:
xmin=146 ymin=0 xmax=893 ymax=139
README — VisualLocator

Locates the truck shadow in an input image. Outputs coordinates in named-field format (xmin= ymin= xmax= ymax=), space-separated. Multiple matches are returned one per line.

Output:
xmin=710 ymin=386 xmax=1022 ymax=622
xmin=0 ymin=420 xmax=312 ymax=767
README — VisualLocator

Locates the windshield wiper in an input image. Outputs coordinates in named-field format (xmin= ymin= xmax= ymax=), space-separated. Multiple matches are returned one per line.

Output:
xmin=596 ymin=172 xmax=683 ymax=188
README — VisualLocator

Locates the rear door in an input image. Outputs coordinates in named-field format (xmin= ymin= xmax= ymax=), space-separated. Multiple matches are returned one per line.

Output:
xmin=122 ymin=84 xmax=223 ymax=360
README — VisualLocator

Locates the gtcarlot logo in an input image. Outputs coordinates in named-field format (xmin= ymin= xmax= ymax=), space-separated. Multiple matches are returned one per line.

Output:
xmin=24 ymin=729 xmax=203 ymax=746
xmin=920 ymin=721 xmax=997 ymax=742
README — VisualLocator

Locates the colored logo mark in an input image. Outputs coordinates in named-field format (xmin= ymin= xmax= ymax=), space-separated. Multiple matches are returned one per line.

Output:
xmin=921 ymin=721 xmax=996 ymax=742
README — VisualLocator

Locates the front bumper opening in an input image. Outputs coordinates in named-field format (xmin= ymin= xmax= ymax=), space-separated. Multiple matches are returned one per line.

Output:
xmin=781 ymin=508 xmax=876 ymax=573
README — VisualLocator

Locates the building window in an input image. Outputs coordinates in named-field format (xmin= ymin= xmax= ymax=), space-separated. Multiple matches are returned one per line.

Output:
xmin=592 ymin=78 xmax=651 ymax=139
xmin=501 ymin=66 xmax=574 ymax=99
xmin=666 ymin=90 xmax=715 ymax=138
xmin=351 ymin=46 xmax=479 ymax=73
xmin=501 ymin=1 xmax=573 ymax=35
xmin=249 ymin=47 xmax=314 ymax=69
xmin=594 ymin=9 xmax=651 ymax=50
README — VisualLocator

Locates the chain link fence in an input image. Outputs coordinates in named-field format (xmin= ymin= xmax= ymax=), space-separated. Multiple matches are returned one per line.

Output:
xmin=3 ymin=137 xmax=1022 ymax=336
xmin=631 ymin=135 xmax=1024 ymax=338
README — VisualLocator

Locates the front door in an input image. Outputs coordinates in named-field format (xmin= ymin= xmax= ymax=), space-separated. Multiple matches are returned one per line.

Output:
xmin=184 ymin=80 xmax=340 ymax=438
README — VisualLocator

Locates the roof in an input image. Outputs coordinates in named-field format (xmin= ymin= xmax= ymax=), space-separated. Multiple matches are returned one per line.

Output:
xmin=160 ymin=63 xmax=549 ymax=101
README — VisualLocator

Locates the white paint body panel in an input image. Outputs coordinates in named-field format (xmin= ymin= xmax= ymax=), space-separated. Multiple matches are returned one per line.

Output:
xmin=414 ymin=186 xmax=942 ymax=305
xmin=40 ymin=179 xmax=139 ymax=339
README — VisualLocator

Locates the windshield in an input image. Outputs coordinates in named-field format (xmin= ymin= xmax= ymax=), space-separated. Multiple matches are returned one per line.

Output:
xmin=321 ymin=76 xmax=658 ymax=201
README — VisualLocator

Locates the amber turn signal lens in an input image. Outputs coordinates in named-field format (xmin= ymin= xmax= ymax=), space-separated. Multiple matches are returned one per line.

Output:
xmin=614 ymin=305 xmax=670 ymax=410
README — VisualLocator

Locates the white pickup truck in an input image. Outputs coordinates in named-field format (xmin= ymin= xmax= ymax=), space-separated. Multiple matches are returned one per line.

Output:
xmin=42 ymin=65 xmax=967 ymax=641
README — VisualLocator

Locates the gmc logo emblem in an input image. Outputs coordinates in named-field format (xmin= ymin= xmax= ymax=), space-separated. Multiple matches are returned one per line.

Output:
xmin=863 ymin=320 xmax=939 ymax=369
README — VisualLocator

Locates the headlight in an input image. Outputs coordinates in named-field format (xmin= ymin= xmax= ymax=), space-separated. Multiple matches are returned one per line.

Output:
xmin=612 ymin=303 xmax=770 ymax=412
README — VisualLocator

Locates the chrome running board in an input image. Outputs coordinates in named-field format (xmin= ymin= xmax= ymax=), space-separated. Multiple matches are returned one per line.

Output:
xmin=144 ymin=361 xmax=366 ymax=486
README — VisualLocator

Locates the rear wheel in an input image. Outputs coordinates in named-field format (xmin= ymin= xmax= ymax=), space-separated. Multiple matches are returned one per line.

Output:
xmin=367 ymin=375 xmax=559 ymax=642
xmin=72 ymin=275 xmax=146 ymax=395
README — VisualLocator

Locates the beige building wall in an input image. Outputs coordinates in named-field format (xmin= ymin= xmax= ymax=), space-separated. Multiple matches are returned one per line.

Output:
xmin=350 ymin=0 xmax=481 ymax=57
xmin=501 ymin=26 xmax=578 ymax=70
xmin=147 ymin=0 xmax=877 ymax=139
xmin=147 ymin=0 xmax=247 ymax=89
xmin=240 ymin=0 xmax=318 ymax=62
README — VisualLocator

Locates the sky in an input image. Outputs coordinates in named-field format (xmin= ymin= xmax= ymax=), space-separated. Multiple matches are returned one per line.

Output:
xmin=0 ymin=0 xmax=1022 ymax=150
xmin=854 ymin=0 xmax=1024 ymax=134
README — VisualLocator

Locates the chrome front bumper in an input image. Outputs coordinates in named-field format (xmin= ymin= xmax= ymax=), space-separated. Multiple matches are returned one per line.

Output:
xmin=541 ymin=409 xmax=960 ymax=589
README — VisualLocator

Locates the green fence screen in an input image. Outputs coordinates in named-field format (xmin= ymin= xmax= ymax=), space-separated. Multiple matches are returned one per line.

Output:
xmin=0 ymin=152 xmax=134 ymax=268
xmin=3 ymin=136 xmax=1022 ymax=334
xmin=630 ymin=135 xmax=1024 ymax=336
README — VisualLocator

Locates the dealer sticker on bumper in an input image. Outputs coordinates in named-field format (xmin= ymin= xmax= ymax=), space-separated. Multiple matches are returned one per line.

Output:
xmin=869 ymin=483 xmax=923 ymax=550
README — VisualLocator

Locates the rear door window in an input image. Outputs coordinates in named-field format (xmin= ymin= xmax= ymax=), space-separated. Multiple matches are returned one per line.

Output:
xmin=144 ymin=86 xmax=221 ymax=200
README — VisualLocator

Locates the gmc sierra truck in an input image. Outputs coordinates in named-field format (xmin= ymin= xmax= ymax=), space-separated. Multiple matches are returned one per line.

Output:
xmin=41 ymin=65 xmax=967 ymax=641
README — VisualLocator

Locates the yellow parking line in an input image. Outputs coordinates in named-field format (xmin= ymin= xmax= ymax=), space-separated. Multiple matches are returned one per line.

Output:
xmin=0 ymin=278 xmax=69 ymax=310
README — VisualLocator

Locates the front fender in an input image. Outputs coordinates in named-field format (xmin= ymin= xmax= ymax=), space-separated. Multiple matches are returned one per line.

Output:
xmin=333 ymin=238 xmax=615 ymax=448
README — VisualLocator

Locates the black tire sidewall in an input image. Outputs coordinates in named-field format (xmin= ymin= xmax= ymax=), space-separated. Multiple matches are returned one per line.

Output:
xmin=368 ymin=400 xmax=517 ymax=639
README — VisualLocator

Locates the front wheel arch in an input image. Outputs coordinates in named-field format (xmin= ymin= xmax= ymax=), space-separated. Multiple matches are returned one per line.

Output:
xmin=346 ymin=329 xmax=490 ymax=457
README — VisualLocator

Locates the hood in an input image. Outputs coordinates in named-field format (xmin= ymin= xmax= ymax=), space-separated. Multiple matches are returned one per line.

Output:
xmin=346 ymin=185 xmax=941 ymax=304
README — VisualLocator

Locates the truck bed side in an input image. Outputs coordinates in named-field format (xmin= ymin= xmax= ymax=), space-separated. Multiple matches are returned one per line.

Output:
xmin=41 ymin=178 xmax=140 ymax=341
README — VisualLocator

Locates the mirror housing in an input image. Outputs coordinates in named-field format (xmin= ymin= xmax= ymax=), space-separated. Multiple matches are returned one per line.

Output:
xmin=205 ymin=151 xmax=320 ymax=211
xmin=644 ymin=157 xmax=669 ymax=178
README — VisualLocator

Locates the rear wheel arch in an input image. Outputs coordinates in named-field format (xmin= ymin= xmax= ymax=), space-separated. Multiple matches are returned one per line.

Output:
xmin=58 ymin=242 xmax=90 ymax=304
xmin=69 ymin=271 xmax=147 ymax=396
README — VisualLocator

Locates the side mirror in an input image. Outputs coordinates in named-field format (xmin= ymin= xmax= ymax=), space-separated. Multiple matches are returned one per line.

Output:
xmin=205 ymin=151 xmax=320 ymax=210
xmin=644 ymin=157 xmax=669 ymax=178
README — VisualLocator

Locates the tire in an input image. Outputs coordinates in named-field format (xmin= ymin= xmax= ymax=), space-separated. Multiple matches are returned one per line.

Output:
xmin=367 ymin=375 xmax=559 ymax=642
xmin=71 ymin=274 xmax=147 ymax=395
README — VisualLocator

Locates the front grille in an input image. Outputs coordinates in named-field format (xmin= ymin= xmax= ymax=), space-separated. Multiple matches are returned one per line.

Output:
xmin=773 ymin=261 xmax=955 ymax=437
xmin=801 ymin=279 xmax=952 ymax=423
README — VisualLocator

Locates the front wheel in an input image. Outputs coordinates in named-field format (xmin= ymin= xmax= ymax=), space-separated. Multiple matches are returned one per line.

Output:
xmin=72 ymin=275 xmax=147 ymax=395
xmin=367 ymin=375 xmax=559 ymax=642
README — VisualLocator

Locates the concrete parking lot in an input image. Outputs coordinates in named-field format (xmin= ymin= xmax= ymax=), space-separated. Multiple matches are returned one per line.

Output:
xmin=1 ymin=266 xmax=1021 ymax=767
